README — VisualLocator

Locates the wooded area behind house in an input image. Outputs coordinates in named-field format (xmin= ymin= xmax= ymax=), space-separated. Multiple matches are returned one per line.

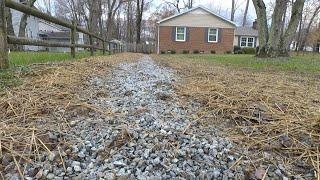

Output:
xmin=3 ymin=0 xmax=320 ymax=52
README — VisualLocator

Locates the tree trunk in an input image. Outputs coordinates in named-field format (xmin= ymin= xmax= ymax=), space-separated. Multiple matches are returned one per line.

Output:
xmin=106 ymin=12 xmax=114 ymax=40
xmin=176 ymin=0 xmax=180 ymax=13
xmin=6 ymin=8 xmax=14 ymax=36
xmin=252 ymin=0 xmax=269 ymax=57
xmin=269 ymin=0 xmax=288 ymax=52
xmin=252 ymin=0 xmax=305 ymax=57
xmin=6 ymin=8 xmax=16 ymax=50
xmin=242 ymin=0 xmax=249 ymax=26
xmin=126 ymin=2 xmax=133 ymax=43
xmin=18 ymin=0 xmax=37 ymax=38
xmin=88 ymin=0 xmax=100 ymax=34
xmin=188 ymin=0 xmax=193 ymax=9
xmin=231 ymin=0 xmax=235 ymax=21
xmin=280 ymin=0 xmax=305 ymax=56
xmin=17 ymin=0 xmax=37 ymax=51
xmin=0 ymin=0 xmax=9 ymax=69
xmin=295 ymin=15 xmax=303 ymax=52
xmin=105 ymin=0 xmax=123 ymax=41
xmin=136 ymin=0 xmax=144 ymax=44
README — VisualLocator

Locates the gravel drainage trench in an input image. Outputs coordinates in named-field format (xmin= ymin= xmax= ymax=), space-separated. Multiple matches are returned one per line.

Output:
xmin=10 ymin=55 xmax=242 ymax=180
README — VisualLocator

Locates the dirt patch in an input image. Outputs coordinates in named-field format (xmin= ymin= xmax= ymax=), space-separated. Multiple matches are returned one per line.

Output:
xmin=153 ymin=54 xmax=320 ymax=179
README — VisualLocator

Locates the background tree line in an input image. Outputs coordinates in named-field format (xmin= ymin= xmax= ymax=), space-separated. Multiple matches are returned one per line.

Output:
xmin=5 ymin=0 xmax=320 ymax=58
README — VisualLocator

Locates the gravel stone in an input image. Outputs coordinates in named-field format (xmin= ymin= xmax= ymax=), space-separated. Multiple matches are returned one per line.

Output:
xmin=15 ymin=55 xmax=265 ymax=179
xmin=46 ymin=173 xmax=55 ymax=179
xmin=73 ymin=165 xmax=82 ymax=172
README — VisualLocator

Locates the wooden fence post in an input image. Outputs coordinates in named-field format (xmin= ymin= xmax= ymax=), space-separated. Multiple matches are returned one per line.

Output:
xmin=70 ymin=20 xmax=76 ymax=58
xmin=0 ymin=0 xmax=9 ymax=69
xmin=89 ymin=35 xmax=94 ymax=56
xmin=102 ymin=39 xmax=106 ymax=55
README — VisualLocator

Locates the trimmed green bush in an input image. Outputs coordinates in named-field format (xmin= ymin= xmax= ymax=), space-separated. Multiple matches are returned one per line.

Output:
xmin=182 ymin=50 xmax=190 ymax=54
xmin=193 ymin=50 xmax=200 ymax=54
xmin=211 ymin=50 xmax=216 ymax=54
xmin=242 ymin=47 xmax=256 ymax=54
xmin=234 ymin=50 xmax=243 ymax=54
xmin=233 ymin=46 xmax=241 ymax=52
xmin=167 ymin=50 xmax=176 ymax=54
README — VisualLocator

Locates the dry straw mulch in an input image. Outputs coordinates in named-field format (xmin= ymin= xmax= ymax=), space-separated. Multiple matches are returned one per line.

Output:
xmin=0 ymin=53 xmax=141 ymax=176
xmin=154 ymin=55 xmax=320 ymax=178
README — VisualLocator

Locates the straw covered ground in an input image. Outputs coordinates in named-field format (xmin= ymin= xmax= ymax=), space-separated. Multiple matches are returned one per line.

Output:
xmin=153 ymin=54 xmax=320 ymax=179
xmin=0 ymin=53 xmax=319 ymax=179
xmin=0 ymin=53 xmax=141 ymax=178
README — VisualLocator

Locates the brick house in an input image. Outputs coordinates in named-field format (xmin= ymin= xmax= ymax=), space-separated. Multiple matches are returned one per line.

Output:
xmin=156 ymin=6 xmax=236 ymax=54
xmin=234 ymin=21 xmax=259 ymax=48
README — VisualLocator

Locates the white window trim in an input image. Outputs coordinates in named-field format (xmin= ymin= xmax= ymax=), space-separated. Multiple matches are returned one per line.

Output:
xmin=208 ymin=28 xmax=218 ymax=43
xmin=176 ymin=27 xmax=186 ymax=42
xmin=240 ymin=36 xmax=255 ymax=48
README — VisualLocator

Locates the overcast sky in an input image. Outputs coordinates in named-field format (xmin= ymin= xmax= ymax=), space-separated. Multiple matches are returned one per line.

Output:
xmin=35 ymin=0 xmax=259 ymax=26
xmin=148 ymin=0 xmax=258 ymax=25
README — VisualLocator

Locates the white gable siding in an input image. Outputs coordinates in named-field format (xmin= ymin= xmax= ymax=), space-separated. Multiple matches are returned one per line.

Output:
xmin=159 ymin=9 xmax=234 ymax=28
xmin=39 ymin=21 xmax=64 ymax=32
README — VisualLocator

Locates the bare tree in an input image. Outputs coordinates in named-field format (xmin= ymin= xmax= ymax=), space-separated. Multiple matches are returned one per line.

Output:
xmin=231 ymin=0 xmax=235 ymax=21
xmin=136 ymin=0 xmax=144 ymax=44
xmin=165 ymin=0 xmax=181 ymax=13
xmin=299 ymin=3 xmax=320 ymax=50
xmin=252 ymin=0 xmax=305 ymax=57
xmin=6 ymin=8 xmax=14 ymax=36
xmin=165 ymin=0 xmax=194 ymax=13
xmin=183 ymin=0 xmax=193 ymax=9
xmin=18 ymin=0 xmax=37 ymax=39
xmin=187 ymin=0 xmax=193 ymax=9
xmin=125 ymin=0 xmax=134 ymax=43
xmin=307 ymin=25 xmax=320 ymax=52
xmin=55 ymin=0 xmax=86 ymax=23
xmin=105 ymin=0 xmax=124 ymax=40
xmin=231 ymin=0 xmax=241 ymax=22
xmin=87 ymin=0 xmax=101 ymax=34
xmin=242 ymin=0 xmax=249 ymax=26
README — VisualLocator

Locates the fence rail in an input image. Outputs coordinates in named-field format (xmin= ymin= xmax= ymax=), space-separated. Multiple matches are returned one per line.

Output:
xmin=0 ymin=0 xmax=122 ymax=69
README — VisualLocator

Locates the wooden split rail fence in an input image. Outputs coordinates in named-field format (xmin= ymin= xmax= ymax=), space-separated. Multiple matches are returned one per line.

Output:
xmin=0 ymin=0 xmax=123 ymax=69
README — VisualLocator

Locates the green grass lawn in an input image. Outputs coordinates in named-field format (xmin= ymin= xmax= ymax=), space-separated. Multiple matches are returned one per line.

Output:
xmin=1 ymin=51 xmax=107 ymax=90
xmin=169 ymin=54 xmax=320 ymax=74
xmin=9 ymin=51 xmax=106 ymax=66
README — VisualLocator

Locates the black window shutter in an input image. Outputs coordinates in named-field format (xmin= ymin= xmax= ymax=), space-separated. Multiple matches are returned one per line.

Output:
xmin=205 ymin=28 xmax=208 ymax=43
xmin=218 ymin=28 xmax=222 ymax=43
xmin=238 ymin=36 xmax=241 ymax=46
xmin=186 ymin=27 xmax=190 ymax=42
xmin=172 ymin=27 xmax=176 ymax=42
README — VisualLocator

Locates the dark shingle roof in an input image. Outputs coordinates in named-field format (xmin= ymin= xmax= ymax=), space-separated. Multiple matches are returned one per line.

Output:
xmin=39 ymin=31 xmax=70 ymax=39
xmin=235 ymin=27 xmax=258 ymax=37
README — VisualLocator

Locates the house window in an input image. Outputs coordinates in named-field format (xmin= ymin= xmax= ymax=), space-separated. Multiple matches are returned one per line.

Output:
xmin=176 ymin=27 xmax=186 ymax=41
xmin=208 ymin=28 xmax=218 ymax=42
xmin=240 ymin=37 xmax=255 ymax=47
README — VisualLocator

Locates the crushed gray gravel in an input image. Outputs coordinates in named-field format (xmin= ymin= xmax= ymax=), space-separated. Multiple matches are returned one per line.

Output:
xmin=3 ymin=55 xmax=298 ymax=180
